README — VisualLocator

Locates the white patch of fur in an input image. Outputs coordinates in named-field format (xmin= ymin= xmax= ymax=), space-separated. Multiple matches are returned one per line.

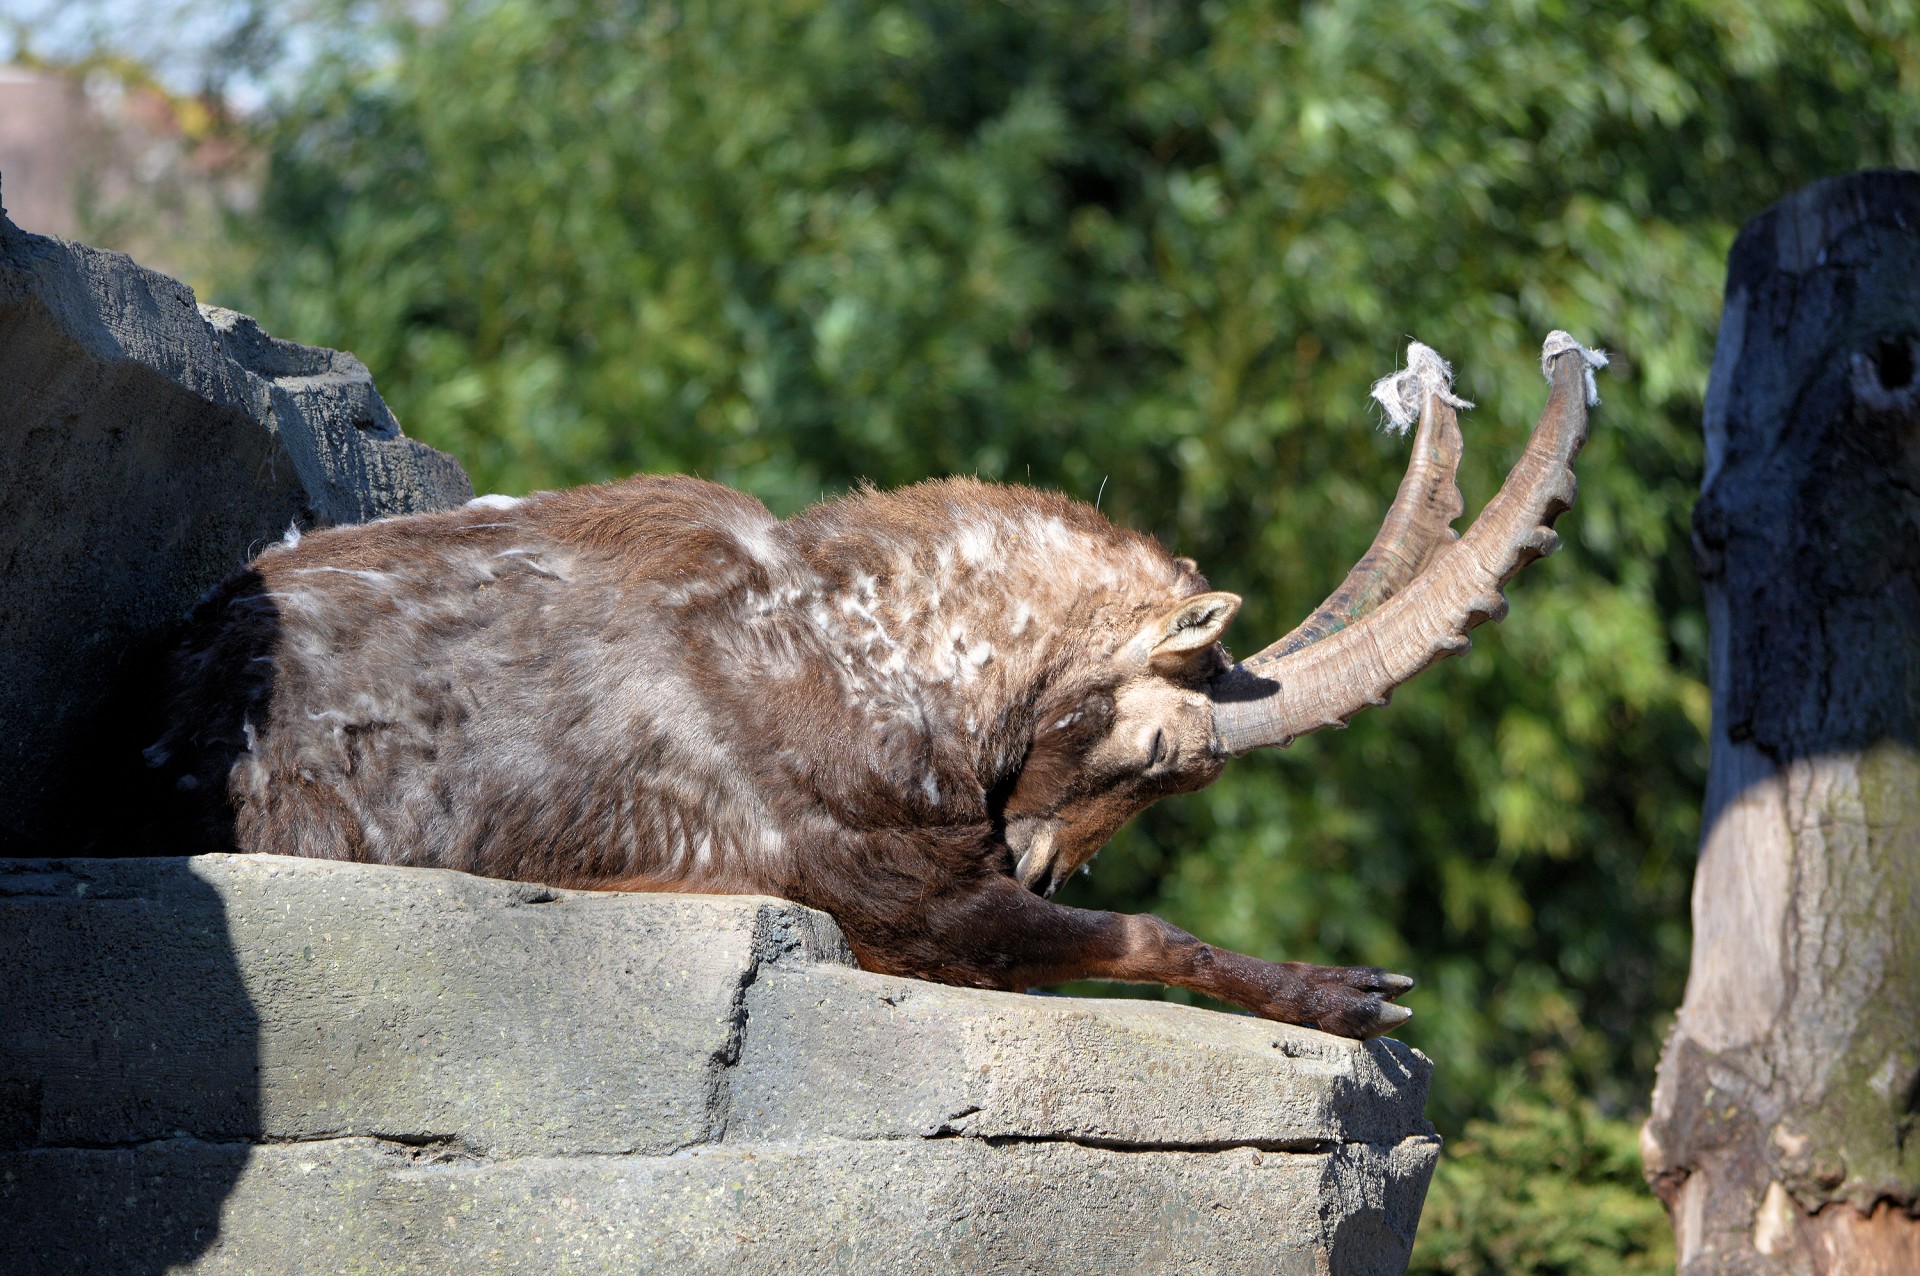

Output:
xmin=724 ymin=511 xmax=783 ymax=566
xmin=288 ymin=567 xmax=393 ymax=586
xmin=1030 ymin=516 xmax=1074 ymax=550
xmin=843 ymin=597 xmax=899 ymax=653
xmin=955 ymin=522 xmax=997 ymax=566
xmin=491 ymin=548 xmax=571 ymax=581
xmin=752 ymin=585 xmax=806 ymax=617
xmin=233 ymin=589 xmax=321 ymax=615
xmin=466 ymin=493 xmax=523 ymax=510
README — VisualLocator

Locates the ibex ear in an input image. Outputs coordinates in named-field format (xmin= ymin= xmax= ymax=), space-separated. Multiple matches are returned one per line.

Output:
xmin=1143 ymin=591 xmax=1240 ymax=672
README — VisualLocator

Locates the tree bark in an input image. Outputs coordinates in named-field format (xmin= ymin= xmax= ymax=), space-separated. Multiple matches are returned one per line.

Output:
xmin=1643 ymin=170 xmax=1920 ymax=1274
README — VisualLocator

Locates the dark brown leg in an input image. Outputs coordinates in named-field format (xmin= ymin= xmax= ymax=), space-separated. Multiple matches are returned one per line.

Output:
xmin=857 ymin=878 xmax=1414 ymax=1040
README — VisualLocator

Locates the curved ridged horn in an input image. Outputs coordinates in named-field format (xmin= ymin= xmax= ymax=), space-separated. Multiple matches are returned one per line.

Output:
xmin=1210 ymin=332 xmax=1607 ymax=755
xmin=1268 ymin=342 xmax=1469 ymax=657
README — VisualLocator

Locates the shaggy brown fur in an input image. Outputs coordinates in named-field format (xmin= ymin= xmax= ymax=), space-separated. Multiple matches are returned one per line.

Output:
xmin=151 ymin=474 xmax=1413 ymax=1037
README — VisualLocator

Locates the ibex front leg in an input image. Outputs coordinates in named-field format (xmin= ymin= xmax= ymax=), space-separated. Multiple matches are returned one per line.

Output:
xmin=871 ymin=878 xmax=1414 ymax=1040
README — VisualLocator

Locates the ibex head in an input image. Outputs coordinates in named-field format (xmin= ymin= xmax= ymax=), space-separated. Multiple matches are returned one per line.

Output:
xmin=1002 ymin=334 xmax=1607 ymax=897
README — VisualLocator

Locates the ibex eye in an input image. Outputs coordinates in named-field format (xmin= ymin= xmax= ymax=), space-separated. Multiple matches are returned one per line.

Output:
xmin=1147 ymin=729 xmax=1166 ymax=766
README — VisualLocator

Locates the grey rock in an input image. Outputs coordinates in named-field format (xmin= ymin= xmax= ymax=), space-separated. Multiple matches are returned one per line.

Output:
xmin=0 ymin=855 xmax=851 ymax=1157
xmin=10 ymin=1135 xmax=1438 ymax=1276
xmin=0 ymin=193 xmax=470 ymax=851
xmin=1 ymin=855 xmax=1439 ymax=1274
xmin=731 ymin=962 xmax=1431 ymax=1149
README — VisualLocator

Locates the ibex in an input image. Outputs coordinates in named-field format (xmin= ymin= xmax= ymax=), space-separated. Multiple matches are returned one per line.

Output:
xmin=152 ymin=335 xmax=1605 ymax=1040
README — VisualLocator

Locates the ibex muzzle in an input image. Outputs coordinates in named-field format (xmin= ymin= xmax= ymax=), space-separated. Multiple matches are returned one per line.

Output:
xmin=152 ymin=334 xmax=1604 ymax=1039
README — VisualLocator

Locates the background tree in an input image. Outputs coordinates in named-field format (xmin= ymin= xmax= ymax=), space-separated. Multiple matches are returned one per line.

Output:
xmin=19 ymin=0 xmax=1920 ymax=1270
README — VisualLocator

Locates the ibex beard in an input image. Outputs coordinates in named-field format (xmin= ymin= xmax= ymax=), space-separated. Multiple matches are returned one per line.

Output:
xmin=151 ymin=336 xmax=1601 ymax=1040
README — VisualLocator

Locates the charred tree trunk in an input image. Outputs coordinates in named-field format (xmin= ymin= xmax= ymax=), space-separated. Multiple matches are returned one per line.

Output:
xmin=1643 ymin=170 xmax=1920 ymax=1273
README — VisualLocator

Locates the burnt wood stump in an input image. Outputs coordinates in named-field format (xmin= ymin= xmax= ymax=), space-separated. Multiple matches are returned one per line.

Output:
xmin=1643 ymin=170 xmax=1920 ymax=1273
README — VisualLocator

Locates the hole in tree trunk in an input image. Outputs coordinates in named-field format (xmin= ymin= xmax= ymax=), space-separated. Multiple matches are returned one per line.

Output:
xmin=1874 ymin=336 xmax=1916 ymax=391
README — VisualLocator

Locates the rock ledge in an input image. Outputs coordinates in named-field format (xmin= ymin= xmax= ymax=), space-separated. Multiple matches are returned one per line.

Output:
xmin=1 ymin=854 xmax=1437 ymax=1275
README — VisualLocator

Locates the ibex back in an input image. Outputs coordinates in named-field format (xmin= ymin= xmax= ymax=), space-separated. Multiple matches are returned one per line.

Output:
xmin=153 ymin=336 xmax=1603 ymax=1039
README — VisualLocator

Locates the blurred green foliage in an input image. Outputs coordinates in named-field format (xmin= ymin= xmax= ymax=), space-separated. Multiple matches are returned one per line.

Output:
xmin=1414 ymin=1068 xmax=1674 ymax=1274
xmin=199 ymin=0 xmax=1918 ymax=1267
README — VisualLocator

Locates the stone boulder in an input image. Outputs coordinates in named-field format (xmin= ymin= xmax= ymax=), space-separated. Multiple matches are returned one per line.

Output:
xmin=0 ymin=186 xmax=471 ymax=852
xmin=1 ymin=855 xmax=1440 ymax=1275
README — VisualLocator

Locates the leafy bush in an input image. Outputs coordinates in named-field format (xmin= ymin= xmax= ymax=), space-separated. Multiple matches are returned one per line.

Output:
xmin=1413 ymin=1071 xmax=1674 ymax=1275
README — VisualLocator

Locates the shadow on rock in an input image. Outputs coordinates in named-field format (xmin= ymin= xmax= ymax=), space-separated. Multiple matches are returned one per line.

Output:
xmin=0 ymin=858 xmax=260 ymax=1274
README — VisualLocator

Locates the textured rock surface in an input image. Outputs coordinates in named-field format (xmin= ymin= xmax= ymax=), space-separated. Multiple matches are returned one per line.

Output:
xmin=1 ymin=855 xmax=1440 ymax=1275
xmin=0 ymin=188 xmax=471 ymax=851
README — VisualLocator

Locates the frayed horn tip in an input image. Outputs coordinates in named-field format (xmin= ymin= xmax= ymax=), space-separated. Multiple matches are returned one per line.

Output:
xmin=1541 ymin=330 xmax=1609 ymax=407
xmin=1369 ymin=337 xmax=1474 ymax=435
